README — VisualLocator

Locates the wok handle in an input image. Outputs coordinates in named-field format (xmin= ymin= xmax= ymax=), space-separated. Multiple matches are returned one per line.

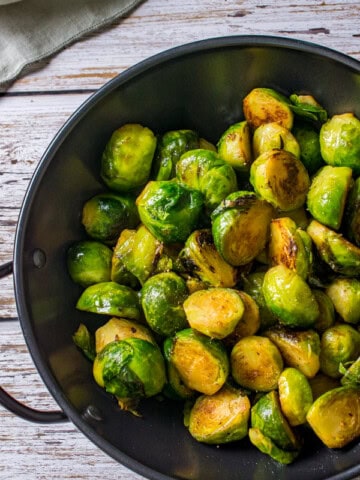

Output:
xmin=0 ymin=261 xmax=67 ymax=423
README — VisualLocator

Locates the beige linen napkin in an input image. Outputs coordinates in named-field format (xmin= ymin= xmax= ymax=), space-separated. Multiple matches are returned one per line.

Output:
xmin=0 ymin=0 xmax=144 ymax=85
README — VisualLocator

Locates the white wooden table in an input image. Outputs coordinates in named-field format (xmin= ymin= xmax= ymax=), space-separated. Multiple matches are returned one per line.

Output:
xmin=0 ymin=1 xmax=359 ymax=479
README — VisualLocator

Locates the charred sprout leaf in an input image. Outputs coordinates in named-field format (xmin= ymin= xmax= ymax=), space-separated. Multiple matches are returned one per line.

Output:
xmin=67 ymin=240 xmax=112 ymax=287
xmin=289 ymin=94 xmax=328 ymax=125
xmin=345 ymin=177 xmax=360 ymax=247
xmin=73 ymin=323 xmax=96 ymax=361
xmin=292 ymin=121 xmax=324 ymax=175
xmin=252 ymin=122 xmax=300 ymax=159
xmin=278 ymin=367 xmax=313 ymax=426
xmin=326 ymin=277 xmax=360 ymax=325
xmin=248 ymin=427 xmax=299 ymax=465
xmin=217 ymin=121 xmax=253 ymax=172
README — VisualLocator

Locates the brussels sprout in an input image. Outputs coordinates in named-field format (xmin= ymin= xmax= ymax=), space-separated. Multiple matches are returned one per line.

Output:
xmin=307 ymin=165 xmax=353 ymax=230
xmin=211 ymin=191 xmax=275 ymax=266
xmin=320 ymin=324 xmax=360 ymax=378
xmin=248 ymin=428 xmax=299 ymax=465
xmin=289 ymin=94 xmax=328 ymax=125
xmin=152 ymin=129 xmax=200 ymax=180
xmin=176 ymin=229 xmax=238 ymax=288
xmin=265 ymin=326 xmax=321 ymax=378
xmin=140 ymin=272 xmax=189 ymax=337
xmin=340 ymin=356 xmax=360 ymax=386
xmin=76 ymin=281 xmax=141 ymax=320
xmin=308 ymin=373 xmax=340 ymax=400
xmin=306 ymin=385 xmax=360 ymax=448
xmin=176 ymin=149 xmax=238 ymax=212
xmin=199 ymin=137 xmax=217 ymax=151
xmin=111 ymin=229 xmax=140 ymax=287
xmin=320 ymin=113 xmax=360 ymax=175
xmin=307 ymin=219 xmax=360 ymax=276
xmin=95 ymin=317 xmax=155 ymax=353
xmin=162 ymin=361 xmax=195 ymax=401
xmin=93 ymin=338 xmax=166 ymax=398
xmin=278 ymin=367 xmax=313 ymax=426
xmin=183 ymin=288 xmax=245 ymax=339
xmin=82 ymin=192 xmax=139 ymax=245
xmin=326 ymin=277 xmax=360 ymax=325
xmin=136 ymin=180 xmax=204 ymax=243
xmin=243 ymin=88 xmax=294 ymax=130
xmin=345 ymin=177 xmax=360 ymax=246
xmin=292 ymin=122 xmax=324 ymax=174
xmin=268 ymin=217 xmax=312 ymax=279
xmin=73 ymin=323 xmax=96 ymax=361
xmin=250 ymin=149 xmax=310 ymax=211
xmin=217 ymin=121 xmax=253 ymax=172
xmin=225 ymin=291 xmax=261 ymax=346
xmin=262 ymin=265 xmax=319 ymax=328
xmin=67 ymin=240 xmax=112 ymax=287
xmin=312 ymin=289 xmax=335 ymax=332
xmin=251 ymin=390 xmax=301 ymax=451
xmin=242 ymin=271 xmax=277 ymax=330
xmin=187 ymin=384 xmax=251 ymax=444
xmin=252 ymin=122 xmax=300 ymax=159
xmin=100 ymin=123 xmax=157 ymax=192
xmin=163 ymin=328 xmax=229 ymax=395
xmin=231 ymin=335 xmax=283 ymax=391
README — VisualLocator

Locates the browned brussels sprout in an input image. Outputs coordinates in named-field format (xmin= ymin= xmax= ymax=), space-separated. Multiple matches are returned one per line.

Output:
xmin=345 ymin=177 xmax=360 ymax=246
xmin=101 ymin=123 xmax=157 ymax=192
xmin=225 ymin=291 xmax=261 ymax=346
xmin=242 ymin=271 xmax=277 ymax=330
xmin=326 ymin=277 xmax=360 ymax=325
xmin=217 ymin=121 xmax=253 ymax=172
xmin=252 ymin=122 xmax=300 ymax=159
xmin=278 ymin=367 xmax=313 ymax=426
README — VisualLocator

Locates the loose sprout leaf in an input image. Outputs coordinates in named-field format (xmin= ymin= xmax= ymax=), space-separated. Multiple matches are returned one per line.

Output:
xmin=73 ymin=323 xmax=96 ymax=361
xmin=289 ymin=94 xmax=328 ymax=125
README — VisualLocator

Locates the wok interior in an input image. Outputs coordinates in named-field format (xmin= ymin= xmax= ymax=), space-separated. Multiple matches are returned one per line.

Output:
xmin=15 ymin=39 xmax=360 ymax=480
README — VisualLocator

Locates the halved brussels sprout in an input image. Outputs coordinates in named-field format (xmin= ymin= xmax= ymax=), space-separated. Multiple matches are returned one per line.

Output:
xmin=82 ymin=192 xmax=139 ymax=245
xmin=306 ymin=385 xmax=360 ymax=448
xmin=136 ymin=180 xmax=204 ymax=243
xmin=320 ymin=113 xmax=360 ymax=175
xmin=217 ymin=121 xmax=253 ymax=172
xmin=187 ymin=384 xmax=251 ymax=444
xmin=250 ymin=149 xmax=310 ymax=211
xmin=265 ymin=325 xmax=321 ymax=378
xmin=345 ymin=177 xmax=360 ymax=246
xmin=73 ymin=323 xmax=96 ymax=361
xmin=308 ymin=373 xmax=340 ymax=400
xmin=93 ymin=338 xmax=166 ymax=398
xmin=176 ymin=149 xmax=238 ymax=212
xmin=183 ymin=287 xmax=244 ymax=339
xmin=67 ymin=240 xmax=112 ymax=287
xmin=76 ymin=281 xmax=141 ymax=320
xmin=262 ymin=265 xmax=319 ymax=328
xmin=242 ymin=271 xmax=277 ymax=330
xmin=162 ymin=361 xmax=195 ymax=401
xmin=307 ymin=165 xmax=353 ymax=230
xmin=292 ymin=122 xmax=324 ymax=175
xmin=278 ymin=367 xmax=313 ymax=426
xmin=95 ymin=317 xmax=155 ymax=353
xmin=312 ymin=289 xmax=335 ymax=332
xmin=224 ymin=291 xmax=260 ymax=346
xmin=111 ymin=229 xmax=139 ymax=288
xmin=243 ymin=88 xmax=294 ymax=130
xmin=176 ymin=229 xmax=238 ymax=288
xmin=231 ymin=335 xmax=283 ymax=391
xmin=252 ymin=122 xmax=300 ymax=159
xmin=340 ymin=356 xmax=360 ymax=387
xmin=140 ymin=272 xmax=189 ymax=337
xmin=211 ymin=191 xmax=275 ymax=266
xmin=100 ymin=123 xmax=157 ymax=192
xmin=320 ymin=324 xmax=360 ymax=378
xmin=164 ymin=328 xmax=229 ymax=395
xmin=307 ymin=219 xmax=360 ymax=276
xmin=152 ymin=129 xmax=200 ymax=180
xmin=326 ymin=277 xmax=360 ymax=325
xmin=248 ymin=427 xmax=299 ymax=465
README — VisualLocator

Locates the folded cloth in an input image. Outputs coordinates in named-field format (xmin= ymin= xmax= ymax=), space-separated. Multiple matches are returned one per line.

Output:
xmin=0 ymin=0 xmax=144 ymax=85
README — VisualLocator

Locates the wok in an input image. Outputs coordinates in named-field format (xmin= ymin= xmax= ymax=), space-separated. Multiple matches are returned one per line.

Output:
xmin=1 ymin=35 xmax=359 ymax=480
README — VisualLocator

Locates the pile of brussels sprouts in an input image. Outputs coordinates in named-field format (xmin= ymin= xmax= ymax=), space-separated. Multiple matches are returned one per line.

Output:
xmin=68 ymin=87 xmax=360 ymax=465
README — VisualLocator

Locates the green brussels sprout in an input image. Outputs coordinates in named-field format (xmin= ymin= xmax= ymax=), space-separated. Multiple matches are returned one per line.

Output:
xmin=224 ymin=291 xmax=261 ymax=347
xmin=320 ymin=324 xmax=360 ymax=378
xmin=243 ymin=88 xmax=294 ymax=130
xmin=242 ymin=271 xmax=277 ymax=330
xmin=248 ymin=427 xmax=299 ymax=465
xmin=289 ymin=94 xmax=328 ymax=125
xmin=292 ymin=122 xmax=324 ymax=174
xmin=308 ymin=373 xmax=340 ymax=400
xmin=250 ymin=149 xmax=310 ymax=211
xmin=163 ymin=328 xmax=229 ymax=395
xmin=307 ymin=219 xmax=360 ymax=276
xmin=176 ymin=149 xmax=238 ymax=212
xmin=199 ymin=137 xmax=217 ymax=151
xmin=326 ymin=277 xmax=360 ymax=325
xmin=76 ymin=281 xmax=141 ymax=320
xmin=67 ymin=240 xmax=112 ymax=287
xmin=264 ymin=325 xmax=321 ymax=378
xmin=345 ymin=177 xmax=360 ymax=246
xmin=340 ymin=356 xmax=360 ymax=386
xmin=186 ymin=384 xmax=251 ymax=444
xmin=217 ymin=121 xmax=253 ymax=172
xmin=183 ymin=287 xmax=245 ymax=339
xmin=111 ymin=229 xmax=140 ymax=288
xmin=278 ymin=367 xmax=313 ymax=426
xmin=176 ymin=229 xmax=238 ymax=288
xmin=93 ymin=338 xmax=166 ymax=398
xmin=306 ymin=165 xmax=353 ymax=230
xmin=231 ymin=335 xmax=283 ymax=391
xmin=162 ymin=359 xmax=195 ymax=401
xmin=252 ymin=122 xmax=300 ymax=159
xmin=268 ymin=217 xmax=312 ymax=279
xmin=312 ymin=289 xmax=335 ymax=332
xmin=82 ymin=192 xmax=139 ymax=245
xmin=211 ymin=191 xmax=275 ymax=266
xmin=152 ymin=129 xmax=200 ymax=180
xmin=140 ymin=272 xmax=189 ymax=337
xmin=95 ymin=317 xmax=155 ymax=354
xmin=136 ymin=180 xmax=204 ymax=243
xmin=281 ymin=206 xmax=310 ymax=230
xmin=73 ymin=323 xmax=96 ymax=361
xmin=100 ymin=123 xmax=157 ymax=192
xmin=262 ymin=265 xmax=319 ymax=328
xmin=306 ymin=385 xmax=360 ymax=448
xmin=320 ymin=113 xmax=360 ymax=175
